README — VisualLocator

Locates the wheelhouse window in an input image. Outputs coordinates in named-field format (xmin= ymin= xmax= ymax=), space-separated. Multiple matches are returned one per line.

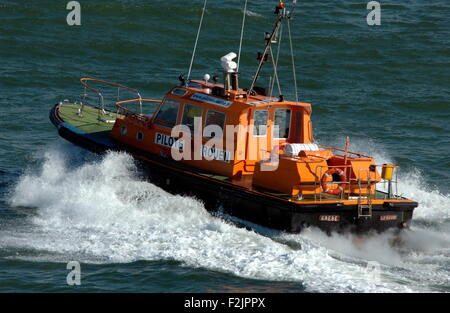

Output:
xmin=253 ymin=110 xmax=268 ymax=136
xmin=182 ymin=103 xmax=203 ymax=131
xmin=154 ymin=99 xmax=179 ymax=128
xmin=292 ymin=110 xmax=303 ymax=143
xmin=273 ymin=109 xmax=291 ymax=139
xmin=204 ymin=110 xmax=226 ymax=139
xmin=187 ymin=82 xmax=202 ymax=89
xmin=171 ymin=88 xmax=187 ymax=97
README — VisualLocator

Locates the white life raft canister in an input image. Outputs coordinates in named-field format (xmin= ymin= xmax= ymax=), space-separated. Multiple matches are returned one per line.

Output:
xmin=284 ymin=143 xmax=319 ymax=157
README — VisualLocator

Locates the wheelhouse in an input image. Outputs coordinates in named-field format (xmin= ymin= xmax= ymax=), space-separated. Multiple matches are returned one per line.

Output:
xmin=111 ymin=79 xmax=314 ymax=178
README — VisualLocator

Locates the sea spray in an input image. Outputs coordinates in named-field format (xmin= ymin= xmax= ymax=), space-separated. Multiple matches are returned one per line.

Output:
xmin=2 ymin=143 xmax=448 ymax=292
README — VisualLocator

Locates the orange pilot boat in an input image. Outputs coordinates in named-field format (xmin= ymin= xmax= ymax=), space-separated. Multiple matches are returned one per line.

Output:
xmin=49 ymin=1 xmax=417 ymax=233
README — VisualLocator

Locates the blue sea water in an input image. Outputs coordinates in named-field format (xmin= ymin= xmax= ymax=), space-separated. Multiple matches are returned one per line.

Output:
xmin=0 ymin=0 xmax=449 ymax=292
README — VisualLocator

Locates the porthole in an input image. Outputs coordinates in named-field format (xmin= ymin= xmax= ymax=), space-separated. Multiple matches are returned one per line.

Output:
xmin=136 ymin=131 xmax=144 ymax=141
xmin=120 ymin=126 xmax=127 ymax=136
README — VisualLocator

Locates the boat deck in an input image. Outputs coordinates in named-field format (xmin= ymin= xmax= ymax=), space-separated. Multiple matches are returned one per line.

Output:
xmin=58 ymin=103 xmax=119 ymax=134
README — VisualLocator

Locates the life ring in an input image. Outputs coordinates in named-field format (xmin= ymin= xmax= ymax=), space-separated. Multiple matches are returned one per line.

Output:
xmin=321 ymin=168 xmax=347 ymax=195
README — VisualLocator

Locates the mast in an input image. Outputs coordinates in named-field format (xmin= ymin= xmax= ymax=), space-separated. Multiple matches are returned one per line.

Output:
xmin=248 ymin=2 xmax=292 ymax=96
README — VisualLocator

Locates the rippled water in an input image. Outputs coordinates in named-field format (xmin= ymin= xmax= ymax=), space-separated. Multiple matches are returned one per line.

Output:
xmin=0 ymin=0 xmax=449 ymax=292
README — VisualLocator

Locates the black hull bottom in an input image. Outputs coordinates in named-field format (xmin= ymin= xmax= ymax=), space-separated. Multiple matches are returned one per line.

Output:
xmin=138 ymin=161 xmax=414 ymax=234
xmin=50 ymin=105 xmax=417 ymax=234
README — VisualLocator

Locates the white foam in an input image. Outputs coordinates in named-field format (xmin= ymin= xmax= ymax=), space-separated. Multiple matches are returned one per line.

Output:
xmin=2 ymin=142 xmax=448 ymax=292
xmin=397 ymin=169 xmax=450 ymax=221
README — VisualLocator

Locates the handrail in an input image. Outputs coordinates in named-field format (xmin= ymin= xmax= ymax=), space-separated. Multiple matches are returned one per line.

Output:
xmin=311 ymin=163 xmax=400 ymax=201
xmin=319 ymin=145 xmax=371 ymax=158
xmin=80 ymin=78 xmax=141 ymax=97
xmin=115 ymin=98 xmax=162 ymax=121
xmin=116 ymin=98 xmax=162 ymax=105
xmin=80 ymin=77 xmax=143 ymax=113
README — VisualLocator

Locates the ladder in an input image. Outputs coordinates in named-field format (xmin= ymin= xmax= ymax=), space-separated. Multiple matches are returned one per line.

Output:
xmin=357 ymin=169 xmax=373 ymax=218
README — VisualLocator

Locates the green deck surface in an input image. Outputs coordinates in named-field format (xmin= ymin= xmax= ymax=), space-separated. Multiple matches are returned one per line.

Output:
xmin=59 ymin=103 xmax=118 ymax=134
xmin=198 ymin=172 xmax=231 ymax=182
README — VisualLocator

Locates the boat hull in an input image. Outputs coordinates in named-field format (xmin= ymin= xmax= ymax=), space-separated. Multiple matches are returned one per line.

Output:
xmin=50 ymin=104 xmax=417 ymax=234
xmin=140 ymin=161 xmax=415 ymax=233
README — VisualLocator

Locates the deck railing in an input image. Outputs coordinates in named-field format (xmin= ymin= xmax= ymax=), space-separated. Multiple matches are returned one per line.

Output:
xmin=79 ymin=77 xmax=143 ymax=113
xmin=78 ymin=78 xmax=161 ymax=121
xmin=115 ymin=98 xmax=162 ymax=122
xmin=311 ymin=163 xmax=400 ymax=202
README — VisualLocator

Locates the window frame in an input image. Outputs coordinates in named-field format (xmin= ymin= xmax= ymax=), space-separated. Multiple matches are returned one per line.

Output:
xmin=171 ymin=88 xmax=188 ymax=97
xmin=252 ymin=109 xmax=269 ymax=137
xmin=272 ymin=108 xmax=292 ymax=140
xmin=203 ymin=109 xmax=226 ymax=139
xmin=153 ymin=98 xmax=180 ymax=129
xmin=181 ymin=102 xmax=204 ymax=132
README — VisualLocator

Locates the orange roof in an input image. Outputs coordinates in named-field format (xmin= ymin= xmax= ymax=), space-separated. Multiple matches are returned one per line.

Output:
xmin=167 ymin=80 xmax=312 ymax=114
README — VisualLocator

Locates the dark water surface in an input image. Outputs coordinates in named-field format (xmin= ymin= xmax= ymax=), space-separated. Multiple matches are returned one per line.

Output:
xmin=0 ymin=0 xmax=449 ymax=292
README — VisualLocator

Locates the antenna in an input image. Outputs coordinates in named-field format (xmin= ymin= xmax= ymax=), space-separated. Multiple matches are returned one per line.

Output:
xmin=237 ymin=0 xmax=248 ymax=72
xmin=187 ymin=0 xmax=208 ymax=81
xmin=287 ymin=17 xmax=299 ymax=102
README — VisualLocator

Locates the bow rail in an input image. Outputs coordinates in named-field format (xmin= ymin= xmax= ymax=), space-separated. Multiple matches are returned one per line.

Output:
xmin=79 ymin=77 xmax=143 ymax=114
xmin=115 ymin=98 xmax=162 ymax=122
